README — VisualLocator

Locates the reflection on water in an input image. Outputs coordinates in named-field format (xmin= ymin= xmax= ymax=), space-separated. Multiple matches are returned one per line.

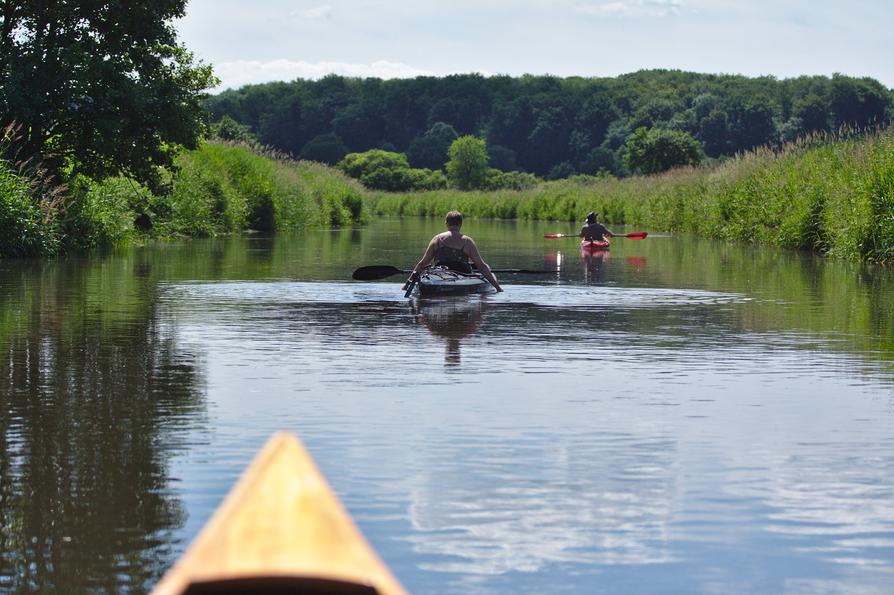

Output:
xmin=579 ymin=248 xmax=611 ymax=285
xmin=404 ymin=432 xmax=679 ymax=573
xmin=413 ymin=298 xmax=487 ymax=367
xmin=1 ymin=219 xmax=893 ymax=593
xmin=760 ymin=450 xmax=894 ymax=563
xmin=0 ymin=258 xmax=205 ymax=592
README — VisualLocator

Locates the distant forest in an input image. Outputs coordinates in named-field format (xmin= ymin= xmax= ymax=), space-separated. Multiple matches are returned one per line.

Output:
xmin=206 ymin=70 xmax=893 ymax=178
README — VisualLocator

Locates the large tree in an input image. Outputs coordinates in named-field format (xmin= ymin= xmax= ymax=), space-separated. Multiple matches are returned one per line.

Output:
xmin=0 ymin=0 xmax=216 ymax=186
xmin=446 ymin=135 xmax=489 ymax=190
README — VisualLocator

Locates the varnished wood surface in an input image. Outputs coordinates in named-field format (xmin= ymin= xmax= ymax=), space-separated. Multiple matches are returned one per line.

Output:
xmin=152 ymin=432 xmax=407 ymax=595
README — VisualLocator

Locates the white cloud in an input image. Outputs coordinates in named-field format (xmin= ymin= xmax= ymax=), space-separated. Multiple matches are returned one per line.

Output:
xmin=290 ymin=4 xmax=333 ymax=20
xmin=178 ymin=0 xmax=894 ymax=89
xmin=212 ymin=59 xmax=434 ymax=91
xmin=575 ymin=0 xmax=684 ymax=18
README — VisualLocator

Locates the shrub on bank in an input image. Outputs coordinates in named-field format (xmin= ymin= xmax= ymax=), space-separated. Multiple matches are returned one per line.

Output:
xmin=484 ymin=169 xmax=539 ymax=190
xmin=338 ymin=149 xmax=448 ymax=192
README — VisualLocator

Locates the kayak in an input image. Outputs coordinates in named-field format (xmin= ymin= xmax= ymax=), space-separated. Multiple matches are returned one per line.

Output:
xmin=580 ymin=239 xmax=610 ymax=252
xmin=417 ymin=265 xmax=493 ymax=296
xmin=151 ymin=433 xmax=407 ymax=595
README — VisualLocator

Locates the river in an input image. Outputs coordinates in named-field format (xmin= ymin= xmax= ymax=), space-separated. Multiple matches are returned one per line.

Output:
xmin=1 ymin=218 xmax=893 ymax=593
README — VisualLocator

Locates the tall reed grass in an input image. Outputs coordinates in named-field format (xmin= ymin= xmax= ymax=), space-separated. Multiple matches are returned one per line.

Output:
xmin=369 ymin=128 xmax=894 ymax=263
xmin=168 ymin=142 xmax=365 ymax=236
xmin=0 ymin=123 xmax=64 ymax=256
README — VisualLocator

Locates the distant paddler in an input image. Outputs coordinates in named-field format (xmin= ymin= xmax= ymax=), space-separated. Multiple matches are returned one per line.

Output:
xmin=580 ymin=211 xmax=615 ymax=243
xmin=402 ymin=210 xmax=503 ymax=293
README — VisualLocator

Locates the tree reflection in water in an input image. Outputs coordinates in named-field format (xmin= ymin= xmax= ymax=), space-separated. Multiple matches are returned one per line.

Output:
xmin=413 ymin=297 xmax=487 ymax=367
xmin=0 ymin=258 xmax=205 ymax=592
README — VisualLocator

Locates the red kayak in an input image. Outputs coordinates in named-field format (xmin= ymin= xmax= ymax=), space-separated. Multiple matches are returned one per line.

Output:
xmin=580 ymin=239 xmax=610 ymax=252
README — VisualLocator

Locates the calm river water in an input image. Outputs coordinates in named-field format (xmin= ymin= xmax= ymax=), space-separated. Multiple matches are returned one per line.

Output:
xmin=1 ymin=218 xmax=893 ymax=594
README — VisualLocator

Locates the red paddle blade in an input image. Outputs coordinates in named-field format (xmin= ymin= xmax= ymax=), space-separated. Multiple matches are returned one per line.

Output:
xmin=548 ymin=232 xmax=648 ymax=239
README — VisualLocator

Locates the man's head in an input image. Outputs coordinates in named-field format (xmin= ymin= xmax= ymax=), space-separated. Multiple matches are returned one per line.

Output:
xmin=446 ymin=211 xmax=463 ymax=228
xmin=584 ymin=212 xmax=597 ymax=224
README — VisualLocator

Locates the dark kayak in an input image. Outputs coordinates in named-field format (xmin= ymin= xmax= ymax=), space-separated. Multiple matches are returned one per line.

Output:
xmin=417 ymin=266 xmax=494 ymax=296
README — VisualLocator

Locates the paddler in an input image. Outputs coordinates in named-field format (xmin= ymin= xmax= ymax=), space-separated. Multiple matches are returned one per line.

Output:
xmin=403 ymin=211 xmax=503 ymax=292
xmin=580 ymin=212 xmax=615 ymax=242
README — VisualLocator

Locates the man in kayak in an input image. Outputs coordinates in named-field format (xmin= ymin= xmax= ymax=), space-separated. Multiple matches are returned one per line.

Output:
xmin=580 ymin=212 xmax=615 ymax=241
xmin=403 ymin=211 xmax=503 ymax=292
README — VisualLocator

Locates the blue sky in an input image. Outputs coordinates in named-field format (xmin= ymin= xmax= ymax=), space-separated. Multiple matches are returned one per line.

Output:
xmin=176 ymin=0 xmax=894 ymax=92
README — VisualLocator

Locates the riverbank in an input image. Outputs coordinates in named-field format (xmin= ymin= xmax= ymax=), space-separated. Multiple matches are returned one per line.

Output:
xmin=369 ymin=127 xmax=894 ymax=263
xmin=0 ymin=141 xmax=366 ymax=257
xmin=3 ymin=129 xmax=892 ymax=263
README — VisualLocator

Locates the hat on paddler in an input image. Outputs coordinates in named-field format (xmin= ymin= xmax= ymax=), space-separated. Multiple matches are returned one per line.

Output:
xmin=584 ymin=212 xmax=597 ymax=223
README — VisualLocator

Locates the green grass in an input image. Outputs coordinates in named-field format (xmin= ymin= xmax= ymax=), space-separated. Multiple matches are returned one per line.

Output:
xmin=369 ymin=127 xmax=894 ymax=263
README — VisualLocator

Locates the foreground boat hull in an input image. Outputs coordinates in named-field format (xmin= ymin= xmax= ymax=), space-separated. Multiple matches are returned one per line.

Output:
xmin=417 ymin=266 xmax=493 ymax=296
xmin=152 ymin=433 xmax=406 ymax=595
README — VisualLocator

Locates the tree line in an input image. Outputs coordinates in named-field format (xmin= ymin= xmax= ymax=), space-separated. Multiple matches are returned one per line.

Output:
xmin=206 ymin=71 xmax=893 ymax=179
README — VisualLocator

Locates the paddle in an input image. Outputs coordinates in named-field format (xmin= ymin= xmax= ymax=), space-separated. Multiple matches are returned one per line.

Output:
xmin=353 ymin=266 xmax=412 ymax=280
xmin=543 ymin=231 xmax=649 ymax=240
xmin=353 ymin=265 xmax=557 ymax=281
xmin=403 ymin=271 xmax=418 ymax=298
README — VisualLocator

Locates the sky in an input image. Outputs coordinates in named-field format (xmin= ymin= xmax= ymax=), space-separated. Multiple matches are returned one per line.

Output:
xmin=175 ymin=0 xmax=894 ymax=92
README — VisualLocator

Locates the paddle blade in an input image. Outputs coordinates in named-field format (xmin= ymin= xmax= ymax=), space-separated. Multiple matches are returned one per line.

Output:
xmin=543 ymin=233 xmax=574 ymax=239
xmin=403 ymin=278 xmax=417 ymax=297
xmin=624 ymin=232 xmax=648 ymax=240
xmin=352 ymin=265 xmax=407 ymax=280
